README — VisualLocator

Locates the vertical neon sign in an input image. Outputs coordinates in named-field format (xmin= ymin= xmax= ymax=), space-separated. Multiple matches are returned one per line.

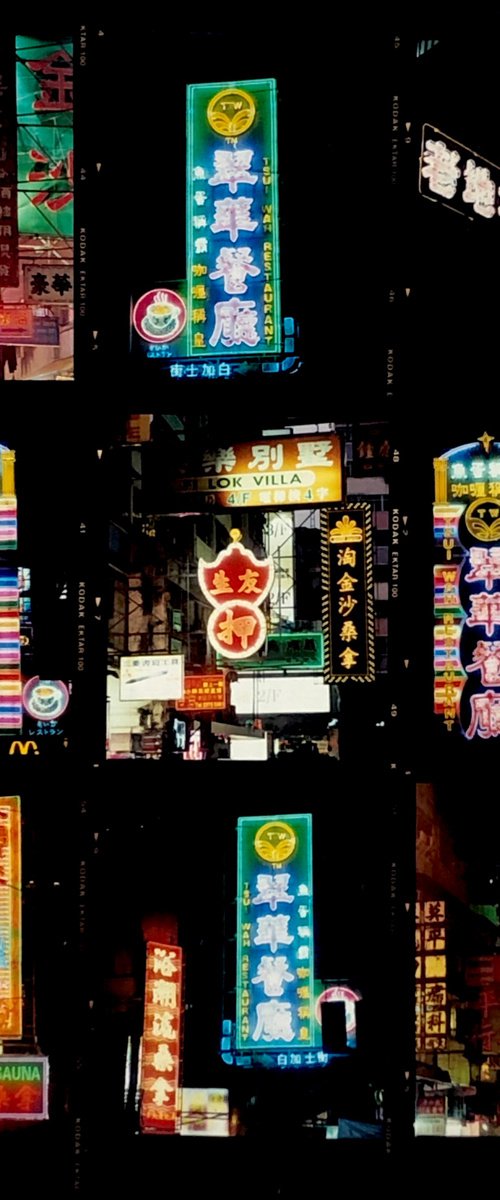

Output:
xmin=434 ymin=433 xmax=500 ymax=738
xmin=236 ymin=814 xmax=314 ymax=1052
xmin=0 ymin=797 xmax=22 ymax=1038
xmin=187 ymin=79 xmax=281 ymax=358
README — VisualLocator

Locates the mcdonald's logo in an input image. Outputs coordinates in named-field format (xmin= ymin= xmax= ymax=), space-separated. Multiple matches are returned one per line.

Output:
xmin=8 ymin=740 xmax=39 ymax=756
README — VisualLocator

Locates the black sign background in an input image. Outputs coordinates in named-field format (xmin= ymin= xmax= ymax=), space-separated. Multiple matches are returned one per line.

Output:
xmin=321 ymin=504 xmax=375 ymax=683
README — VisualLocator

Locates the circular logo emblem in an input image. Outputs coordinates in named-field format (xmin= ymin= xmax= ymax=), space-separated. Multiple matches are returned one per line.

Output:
xmin=207 ymin=88 xmax=256 ymax=137
xmin=254 ymin=820 xmax=297 ymax=864
xmin=132 ymin=288 xmax=187 ymax=345
xmin=465 ymin=497 xmax=500 ymax=543
xmin=315 ymin=986 xmax=360 ymax=1034
xmin=23 ymin=677 xmax=69 ymax=721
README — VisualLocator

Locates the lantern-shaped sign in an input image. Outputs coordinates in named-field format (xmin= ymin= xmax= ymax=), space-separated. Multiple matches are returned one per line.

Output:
xmin=199 ymin=529 xmax=273 ymax=660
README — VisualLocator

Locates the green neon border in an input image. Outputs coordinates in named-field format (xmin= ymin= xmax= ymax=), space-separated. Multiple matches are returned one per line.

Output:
xmin=217 ymin=631 xmax=324 ymax=671
xmin=236 ymin=812 xmax=314 ymax=1052
xmin=186 ymin=78 xmax=281 ymax=358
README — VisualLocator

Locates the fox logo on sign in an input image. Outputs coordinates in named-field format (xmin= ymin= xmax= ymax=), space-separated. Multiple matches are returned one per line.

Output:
xmin=9 ymin=740 xmax=39 ymax=756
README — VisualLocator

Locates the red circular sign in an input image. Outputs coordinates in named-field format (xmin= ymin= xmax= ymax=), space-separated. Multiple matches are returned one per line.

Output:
xmin=132 ymin=288 xmax=187 ymax=344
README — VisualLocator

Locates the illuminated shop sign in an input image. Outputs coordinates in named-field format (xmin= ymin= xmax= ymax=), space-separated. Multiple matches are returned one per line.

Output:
xmin=22 ymin=677 xmax=69 ymax=720
xmin=0 ymin=306 xmax=59 ymax=347
xmin=199 ymin=529 xmax=273 ymax=661
xmin=321 ymin=505 xmax=375 ymax=683
xmin=419 ymin=125 xmax=500 ymax=221
xmin=120 ymin=654 xmax=185 ymax=702
xmin=179 ymin=435 xmax=342 ymax=510
xmin=0 ymin=1056 xmax=48 ymax=1120
xmin=236 ymin=814 xmax=314 ymax=1052
xmin=0 ymin=797 xmax=22 ymax=1038
xmin=416 ymin=901 xmax=447 ymax=1053
xmin=218 ymin=631 xmax=324 ymax=672
xmin=0 ymin=38 xmax=19 ymax=287
xmin=16 ymin=38 xmax=73 ymax=238
xmin=433 ymin=434 xmax=500 ymax=738
xmin=140 ymin=943 xmax=183 ymax=1134
xmin=132 ymin=287 xmax=187 ymax=347
xmin=180 ymin=1088 xmax=229 ymax=1137
xmin=0 ymin=447 xmax=17 ymax=551
xmin=187 ymin=79 xmax=280 ymax=358
xmin=0 ymin=569 xmax=22 ymax=733
xmin=176 ymin=674 xmax=226 ymax=712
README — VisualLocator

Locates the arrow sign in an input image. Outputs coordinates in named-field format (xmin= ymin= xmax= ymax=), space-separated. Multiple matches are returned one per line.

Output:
xmin=405 ymin=288 xmax=411 ymax=296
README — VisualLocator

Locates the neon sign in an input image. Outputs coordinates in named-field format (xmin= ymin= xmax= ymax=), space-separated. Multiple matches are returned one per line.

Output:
xmin=236 ymin=814 xmax=314 ymax=1052
xmin=140 ymin=942 xmax=183 ymax=1134
xmin=434 ymin=434 xmax=500 ymax=737
xmin=0 ymin=1056 xmax=48 ymax=1120
xmin=0 ymin=569 xmax=22 ymax=733
xmin=416 ymin=902 xmax=447 ymax=1053
xmin=321 ymin=505 xmax=376 ymax=682
xmin=179 ymin=435 xmax=342 ymax=510
xmin=187 ymin=79 xmax=280 ymax=358
xmin=0 ymin=797 xmax=22 ymax=1037
xmin=199 ymin=529 xmax=273 ymax=661
xmin=0 ymin=446 xmax=17 ymax=551
xmin=420 ymin=125 xmax=500 ymax=221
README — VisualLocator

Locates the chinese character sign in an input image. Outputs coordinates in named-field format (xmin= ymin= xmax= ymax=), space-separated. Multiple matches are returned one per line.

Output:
xmin=0 ymin=36 xmax=19 ymax=287
xmin=416 ymin=901 xmax=447 ymax=1053
xmin=177 ymin=674 xmax=226 ymax=711
xmin=420 ymin=125 xmax=500 ymax=221
xmin=199 ymin=530 xmax=273 ymax=661
xmin=178 ymin=435 xmax=343 ymax=509
xmin=16 ymin=38 xmax=73 ymax=237
xmin=433 ymin=435 xmax=500 ymax=738
xmin=0 ymin=797 xmax=22 ymax=1038
xmin=140 ymin=943 xmax=183 ymax=1134
xmin=187 ymin=79 xmax=281 ymax=357
xmin=0 ymin=1056 xmax=48 ymax=1120
xmin=236 ymin=814 xmax=314 ymax=1052
xmin=321 ymin=505 xmax=375 ymax=683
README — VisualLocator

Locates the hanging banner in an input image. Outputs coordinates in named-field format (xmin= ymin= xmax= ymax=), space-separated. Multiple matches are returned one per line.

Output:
xmin=16 ymin=38 xmax=73 ymax=238
xmin=187 ymin=78 xmax=281 ymax=358
xmin=0 ymin=1056 xmax=48 ymax=1120
xmin=178 ymin=435 xmax=343 ymax=509
xmin=419 ymin=125 xmax=500 ymax=222
xmin=236 ymin=814 xmax=314 ymax=1052
xmin=140 ymin=942 xmax=183 ymax=1134
xmin=433 ymin=433 xmax=500 ymax=738
xmin=0 ymin=797 xmax=22 ymax=1038
xmin=321 ymin=504 xmax=376 ymax=683
xmin=0 ymin=35 xmax=19 ymax=287
xmin=199 ymin=529 xmax=273 ymax=660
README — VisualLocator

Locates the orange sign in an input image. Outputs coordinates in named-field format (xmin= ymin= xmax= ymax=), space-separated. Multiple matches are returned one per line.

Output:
xmin=177 ymin=674 xmax=227 ymax=711
xmin=0 ymin=797 xmax=22 ymax=1038
xmin=178 ymin=434 xmax=343 ymax=509
xmin=140 ymin=943 xmax=182 ymax=1134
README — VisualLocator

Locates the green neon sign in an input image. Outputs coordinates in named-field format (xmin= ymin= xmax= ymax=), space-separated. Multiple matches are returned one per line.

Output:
xmin=187 ymin=79 xmax=281 ymax=357
xmin=236 ymin=814 xmax=314 ymax=1052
